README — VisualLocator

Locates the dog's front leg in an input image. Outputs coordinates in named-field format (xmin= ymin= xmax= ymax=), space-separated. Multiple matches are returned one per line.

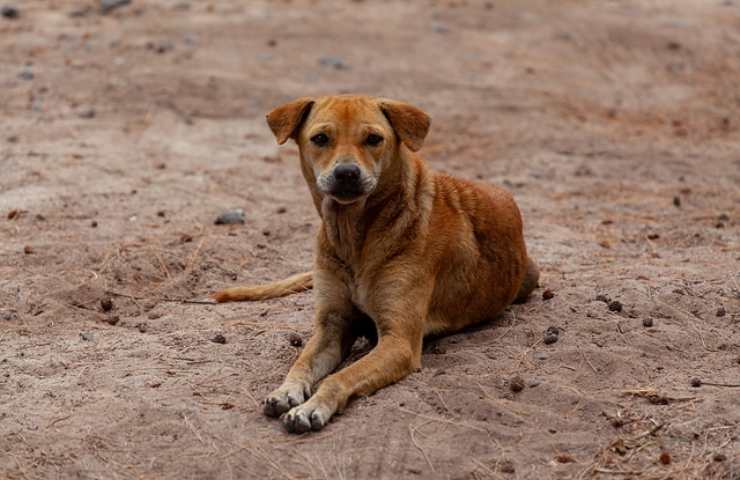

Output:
xmin=263 ymin=310 xmax=354 ymax=418
xmin=283 ymin=311 xmax=425 ymax=433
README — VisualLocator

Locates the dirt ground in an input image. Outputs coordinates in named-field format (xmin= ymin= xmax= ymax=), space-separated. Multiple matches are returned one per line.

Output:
xmin=1 ymin=0 xmax=739 ymax=479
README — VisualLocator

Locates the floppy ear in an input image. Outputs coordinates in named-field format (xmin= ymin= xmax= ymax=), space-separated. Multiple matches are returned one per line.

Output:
xmin=265 ymin=97 xmax=315 ymax=145
xmin=378 ymin=99 xmax=431 ymax=152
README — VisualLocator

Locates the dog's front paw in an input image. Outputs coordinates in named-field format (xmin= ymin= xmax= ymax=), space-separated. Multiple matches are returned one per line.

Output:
xmin=263 ymin=382 xmax=310 ymax=418
xmin=283 ymin=400 xmax=333 ymax=434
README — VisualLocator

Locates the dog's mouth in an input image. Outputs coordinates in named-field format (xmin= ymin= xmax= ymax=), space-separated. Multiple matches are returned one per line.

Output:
xmin=317 ymin=173 xmax=377 ymax=205
xmin=328 ymin=185 xmax=366 ymax=204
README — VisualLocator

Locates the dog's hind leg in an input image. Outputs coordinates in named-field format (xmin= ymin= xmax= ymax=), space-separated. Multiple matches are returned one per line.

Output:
xmin=513 ymin=256 xmax=539 ymax=304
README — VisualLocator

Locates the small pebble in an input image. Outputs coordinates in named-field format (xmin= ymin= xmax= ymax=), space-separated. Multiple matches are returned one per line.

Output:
xmin=211 ymin=333 xmax=226 ymax=344
xmin=509 ymin=375 xmax=525 ymax=393
xmin=157 ymin=210 xmax=166 ymax=217
xmin=23 ymin=245 xmax=34 ymax=254
xmin=105 ymin=315 xmax=120 ymax=326
xmin=80 ymin=332 xmax=94 ymax=342
xmin=1 ymin=5 xmax=19 ymax=19
xmin=499 ymin=460 xmax=515 ymax=474
xmin=78 ymin=108 xmax=96 ymax=119
xmin=276 ymin=206 xmax=287 ymax=214
xmin=642 ymin=318 xmax=654 ymax=327
xmin=18 ymin=69 xmax=33 ymax=81
xmin=100 ymin=0 xmax=131 ymax=14
xmin=214 ymin=208 xmax=245 ymax=225
xmin=180 ymin=233 xmax=193 ymax=243
xmin=716 ymin=306 xmax=726 ymax=317
xmin=318 ymin=56 xmax=349 ymax=70
xmin=713 ymin=453 xmax=727 ymax=462
xmin=659 ymin=451 xmax=671 ymax=465
xmin=136 ymin=322 xmax=148 ymax=333
xmin=100 ymin=297 xmax=113 ymax=312
xmin=608 ymin=300 xmax=623 ymax=312
xmin=543 ymin=326 xmax=560 ymax=345
xmin=91 ymin=220 xmax=98 ymax=228
xmin=718 ymin=213 xmax=730 ymax=222
xmin=542 ymin=289 xmax=555 ymax=300
xmin=595 ymin=294 xmax=610 ymax=303
xmin=287 ymin=333 xmax=302 ymax=347
xmin=690 ymin=377 xmax=702 ymax=388
xmin=673 ymin=196 xmax=681 ymax=207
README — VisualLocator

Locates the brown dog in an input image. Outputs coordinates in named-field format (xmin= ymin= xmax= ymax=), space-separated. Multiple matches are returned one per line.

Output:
xmin=213 ymin=95 xmax=539 ymax=433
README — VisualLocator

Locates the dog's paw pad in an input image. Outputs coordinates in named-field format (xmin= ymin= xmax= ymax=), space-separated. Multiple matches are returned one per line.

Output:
xmin=283 ymin=403 xmax=331 ymax=434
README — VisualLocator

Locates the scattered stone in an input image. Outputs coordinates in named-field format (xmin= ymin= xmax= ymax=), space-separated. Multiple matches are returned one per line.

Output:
xmin=276 ymin=206 xmax=287 ymax=214
xmin=542 ymin=289 xmax=555 ymax=301
xmin=690 ymin=377 xmax=702 ymax=388
xmin=18 ymin=69 xmax=33 ymax=81
xmin=23 ymin=245 xmax=33 ymax=254
xmin=673 ymin=196 xmax=681 ymax=207
xmin=35 ymin=214 xmax=45 ymax=221
xmin=91 ymin=220 xmax=98 ymax=228
xmin=80 ymin=332 xmax=94 ymax=341
xmin=155 ymin=162 xmax=166 ymax=170
xmin=318 ymin=56 xmax=349 ymax=70
xmin=214 ymin=208 xmax=245 ymax=225
xmin=716 ymin=306 xmax=726 ymax=317
xmin=101 ymin=0 xmax=131 ymax=15
xmin=180 ymin=233 xmax=193 ymax=243
xmin=647 ymin=233 xmax=660 ymax=240
xmin=431 ymin=22 xmax=449 ymax=33
xmin=136 ymin=322 xmax=148 ymax=333
xmin=608 ymin=300 xmax=623 ymax=312
xmin=267 ymin=39 xmax=277 ymax=47
xmin=105 ymin=315 xmax=120 ymax=326
xmin=157 ymin=210 xmax=166 ymax=217
xmin=146 ymin=40 xmax=174 ymax=54
xmin=100 ymin=297 xmax=113 ymax=312
xmin=642 ymin=318 xmax=654 ymax=328
xmin=543 ymin=326 xmax=560 ymax=345
xmin=659 ymin=451 xmax=671 ymax=465
xmin=287 ymin=333 xmax=303 ymax=347
xmin=509 ymin=375 xmax=525 ymax=393
xmin=715 ymin=222 xmax=724 ymax=229
xmin=148 ymin=311 xmax=162 ymax=320
xmin=555 ymin=454 xmax=575 ymax=464
xmin=713 ymin=453 xmax=727 ymax=462
xmin=211 ymin=333 xmax=226 ymax=344
xmin=2 ymin=5 xmax=19 ymax=19
xmin=262 ymin=229 xmax=271 ymax=236
xmin=7 ymin=135 xmax=18 ymax=143
xmin=718 ymin=213 xmax=730 ymax=222
xmin=7 ymin=209 xmax=19 ymax=220
xmin=533 ymin=351 xmax=547 ymax=361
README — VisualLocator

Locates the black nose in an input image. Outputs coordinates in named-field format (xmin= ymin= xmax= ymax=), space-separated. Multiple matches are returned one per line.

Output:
xmin=333 ymin=164 xmax=361 ymax=183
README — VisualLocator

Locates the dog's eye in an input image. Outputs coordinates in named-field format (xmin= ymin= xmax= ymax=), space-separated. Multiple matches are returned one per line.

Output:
xmin=364 ymin=133 xmax=384 ymax=147
xmin=310 ymin=133 xmax=329 ymax=147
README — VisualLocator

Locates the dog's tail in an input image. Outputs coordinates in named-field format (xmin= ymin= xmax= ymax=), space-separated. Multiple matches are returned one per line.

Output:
xmin=212 ymin=271 xmax=313 ymax=303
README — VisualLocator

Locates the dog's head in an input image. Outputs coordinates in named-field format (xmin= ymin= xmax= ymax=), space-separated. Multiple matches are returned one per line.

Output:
xmin=266 ymin=95 xmax=430 ymax=204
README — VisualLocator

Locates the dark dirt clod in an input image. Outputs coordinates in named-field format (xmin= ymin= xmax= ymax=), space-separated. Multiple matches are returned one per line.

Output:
xmin=690 ymin=377 xmax=702 ymax=388
xmin=7 ymin=209 xmax=19 ymax=220
xmin=647 ymin=233 xmax=660 ymax=240
xmin=276 ymin=206 xmax=287 ymax=214
xmin=211 ymin=334 xmax=226 ymax=344
xmin=642 ymin=318 xmax=654 ymax=327
xmin=499 ymin=460 xmax=515 ymax=474
xmin=80 ymin=332 xmax=93 ymax=341
xmin=180 ymin=233 xmax=193 ymax=243
xmin=608 ymin=300 xmax=623 ymax=312
xmin=78 ymin=108 xmax=96 ymax=119
xmin=105 ymin=315 xmax=120 ymax=326
xmin=718 ymin=213 xmax=730 ymax=222
xmin=555 ymin=454 xmax=575 ymax=464
xmin=595 ymin=294 xmax=610 ymax=303
xmin=100 ymin=297 xmax=113 ymax=312
xmin=660 ymin=451 xmax=671 ymax=465
xmin=542 ymin=289 xmax=555 ymax=300
xmin=23 ymin=245 xmax=33 ymax=254
xmin=716 ymin=306 xmax=726 ymax=317
xmin=287 ymin=333 xmax=303 ymax=347
xmin=509 ymin=375 xmax=525 ymax=393
xmin=136 ymin=322 xmax=148 ymax=333
xmin=673 ymin=196 xmax=681 ymax=207
xmin=157 ymin=210 xmax=166 ymax=217
xmin=713 ymin=453 xmax=727 ymax=462
xmin=214 ymin=208 xmax=245 ymax=225
xmin=90 ymin=220 xmax=98 ymax=227
xmin=1 ymin=5 xmax=19 ymax=19
xmin=543 ymin=326 xmax=560 ymax=345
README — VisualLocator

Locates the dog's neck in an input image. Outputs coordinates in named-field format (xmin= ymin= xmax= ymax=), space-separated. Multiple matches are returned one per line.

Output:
xmin=306 ymin=147 xmax=430 ymax=268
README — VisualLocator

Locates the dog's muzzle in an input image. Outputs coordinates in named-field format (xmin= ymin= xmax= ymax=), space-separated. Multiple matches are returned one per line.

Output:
xmin=318 ymin=164 xmax=376 ymax=203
